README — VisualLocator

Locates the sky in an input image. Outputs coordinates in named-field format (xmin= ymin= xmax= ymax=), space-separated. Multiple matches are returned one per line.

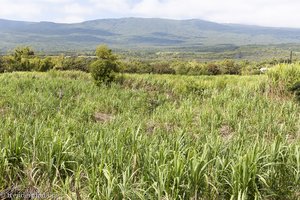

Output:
xmin=0 ymin=0 xmax=300 ymax=28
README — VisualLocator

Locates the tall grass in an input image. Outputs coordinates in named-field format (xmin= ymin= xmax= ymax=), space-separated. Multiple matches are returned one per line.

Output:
xmin=0 ymin=70 xmax=299 ymax=199
xmin=267 ymin=64 xmax=300 ymax=100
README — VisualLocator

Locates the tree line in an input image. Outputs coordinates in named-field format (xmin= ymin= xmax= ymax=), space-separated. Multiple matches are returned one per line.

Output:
xmin=0 ymin=45 xmax=293 ymax=77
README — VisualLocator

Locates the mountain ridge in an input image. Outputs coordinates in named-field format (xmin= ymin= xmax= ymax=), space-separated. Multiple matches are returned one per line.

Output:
xmin=1 ymin=17 xmax=300 ymax=53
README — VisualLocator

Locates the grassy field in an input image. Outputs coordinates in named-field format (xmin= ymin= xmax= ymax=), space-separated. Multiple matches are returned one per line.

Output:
xmin=0 ymin=70 xmax=299 ymax=199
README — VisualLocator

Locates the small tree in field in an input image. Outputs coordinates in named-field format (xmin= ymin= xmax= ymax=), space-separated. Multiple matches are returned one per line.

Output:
xmin=95 ymin=45 xmax=117 ymax=61
xmin=14 ymin=47 xmax=34 ymax=61
xmin=90 ymin=45 xmax=119 ymax=86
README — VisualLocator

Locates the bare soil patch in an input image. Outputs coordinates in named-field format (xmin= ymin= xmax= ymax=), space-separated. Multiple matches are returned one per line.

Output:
xmin=93 ymin=112 xmax=114 ymax=123
xmin=0 ymin=108 xmax=7 ymax=116
xmin=220 ymin=124 xmax=233 ymax=141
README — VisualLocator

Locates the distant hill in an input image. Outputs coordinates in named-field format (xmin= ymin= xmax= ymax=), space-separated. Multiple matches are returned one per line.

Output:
xmin=1 ymin=18 xmax=300 ymax=53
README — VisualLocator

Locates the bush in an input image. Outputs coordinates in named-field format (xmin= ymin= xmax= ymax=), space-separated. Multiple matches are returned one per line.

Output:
xmin=220 ymin=60 xmax=241 ymax=75
xmin=90 ymin=45 xmax=120 ymax=86
xmin=39 ymin=57 xmax=55 ymax=72
xmin=72 ymin=57 xmax=93 ymax=72
xmin=0 ymin=57 xmax=4 ymax=73
xmin=187 ymin=62 xmax=210 ymax=75
xmin=151 ymin=62 xmax=175 ymax=74
xmin=241 ymin=65 xmax=260 ymax=75
xmin=14 ymin=46 xmax=34 ymax=61
xmin=268 ymin=64 xmax=300 ymax=99
xmin=172 ymin=61 xmax=190 ymax=75
xmin=268 ymin=64 xmax=300 ymax=89
xmin=205 ymin=63 xmax=221 ymax=75
xmin=64 ymin=57 xmax=91 ymax=71
xmin=290 ymin=82 xmax=300 ymax=101
xmin=1 ymin=56 xmax=30 ymax=72
xmin=122 ymin=60 xmax=152 ymax=74
xmin=90 ymin=60 xmax=119 ymax=85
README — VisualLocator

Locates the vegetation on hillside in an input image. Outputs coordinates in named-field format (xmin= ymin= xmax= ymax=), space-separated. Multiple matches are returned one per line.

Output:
xmin=3 ymin=18 xmax=300 ymax=55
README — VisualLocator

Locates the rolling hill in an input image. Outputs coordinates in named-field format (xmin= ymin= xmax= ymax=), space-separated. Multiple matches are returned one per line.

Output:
xmin=1 ymin=18 xmax=300 ymax=53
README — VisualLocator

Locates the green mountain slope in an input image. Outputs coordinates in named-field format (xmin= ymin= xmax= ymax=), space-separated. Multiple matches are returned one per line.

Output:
xmin=1 ymin=18 xmax=300 ymax=53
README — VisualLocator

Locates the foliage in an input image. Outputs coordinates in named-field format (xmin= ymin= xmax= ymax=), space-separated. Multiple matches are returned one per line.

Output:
xmin=90 ymin=60 xmax=119 ymax=85
xmin=39 ymin=57 xmax=55 ymax=72
xmin=53 ymin=56 xmax=93 ymax=71
xmin=171 ymin=61 xmax=190 ymax=75
xmin=121 ymin=60 xmax=152 ymax=74
xmin=0 ymin=71 xmax=299 ymax=199
xmin=96 ymin=45 xmax=117 ymax=61
xmin=13 ymin=46 xmax=34 ymax=61
xmin=0 ymin=47 xmax=36 ymax=72
xmin=290 ymin=81 xmax=300 ymax=101
xmin=0 ymin=46 xmax=294 ymax=77
xmin=90 ymin=45 xmax=120 ymax=86
xmin=268 ymin=64 xmax=300 ymax=88
xmin=0 ymin=56 xmax=4 ymax=73
xmin=150 ymin=62 xmax=175 ymax=74
xmin=268 ymin=64 xmax=300 ymax=100
xmin=206 ymin=63 xmax=221 ymax=75
xmin=220 ymin=59 xmax=242 ymax=74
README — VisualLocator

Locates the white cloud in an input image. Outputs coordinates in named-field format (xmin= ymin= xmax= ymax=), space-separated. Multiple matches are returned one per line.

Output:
xmin=0 ymin=0 xmax=42 ymax=20
xmin=88 ymin=0 xmax=132 ymax=17
xmin=0 ymin=0 xmax=300 ymax=27
xmin=63 ymin=3 xmax=93 ymax=16
xmin=130 ymin=0 xmax=300 ymax=27
xmin=58 ymin=15 xmax=85 ymax=23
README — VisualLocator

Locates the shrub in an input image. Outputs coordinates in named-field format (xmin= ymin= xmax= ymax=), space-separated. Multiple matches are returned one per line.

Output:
xmin=267 ymin=64 xmax=300 ymax=99
xmin=29 ymin=57 xmax=41 ymax=71
xmin=14 ymin=46 xmax=34 ymax=61
xmin=122 ymin=60 xmax=152 ymax=74
xmin=205 ymin=63 xmax=221 ymax=75
xmin=187 ymin=62 xmax=210 ymax=75
xmin=241 ymin=65 xmax=260 ymax=75
xmin=1 ymin=56 xmax=30 ymax=72
xmin=290 ymin=82 xmax=300 ymax=101
xmin=220 ymin=60 xmax=241 ymax=75
xmin=171 ymin=61 xmax=190 ymax=75
xmin=52 ymin=55 xmax=65 ymax=70
xmin=151 ymin=62 xmax=175 ymax=74
xmin=59 ymin=57 xmax=92 ymax=71
xmin=268 ymin=64 xmax=300 ymax=89
xmin=0 ymin=57 xmax=4 ymax=73
xmin=90 ymin=45 xmax=120 ymax=86
xmin=39 ymin=57 xmax=55 ymax=72
xmin=90 ymin=60 xmax=119 ymax=85
xmin=72 ymin=57 xmax=93 ymax=72
xmin=96 ymin=45 xmax=117 ymax=61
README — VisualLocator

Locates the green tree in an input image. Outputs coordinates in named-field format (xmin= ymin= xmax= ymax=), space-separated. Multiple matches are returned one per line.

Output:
xmin=14 ymin=46 xmax=34 ymax=61
xmin=39 ymin=57 xmax=54 ymax=72
xmin=95 ymin=45 xmax=117 ymax=61
xmin=221 ymin=59 xmax=241 ymax=75
xmin=90 ymin=45 xmax=119 ymax=85
xmin=11 ymin=47 xmax=35 ymax=71
xmin=205 ymin=63 xmax=221 ymax=75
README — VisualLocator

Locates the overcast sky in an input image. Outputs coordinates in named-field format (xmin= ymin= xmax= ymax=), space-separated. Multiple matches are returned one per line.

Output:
xmin=0 ymin=0 xmax=300 ymax=28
